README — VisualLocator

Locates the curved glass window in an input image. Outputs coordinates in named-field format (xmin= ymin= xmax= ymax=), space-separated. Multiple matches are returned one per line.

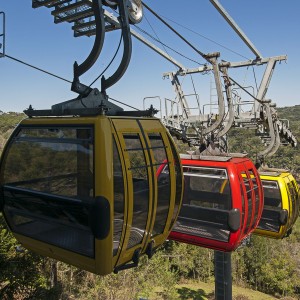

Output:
xmin=173 ymin=166 xmax=231 ymax=242
xmin=262 ymin=180 xmax=281 ymax=208
xmin=1 ymin=126 xmax=95 ymax=257
xmin=113 ymin=138 xmax=125 ymax=256
xmin=3 ymin=127 xmax=94 ymax=197
xmin=287 ymin=180 xmax=297 ymax=223
xmin=124 ymin=134 xmax=149 ymax=249
xmin=168 ymin=136 xmax=183 ymax=230
xmin=258 ymin=180 xmax=282 ymax=232
xmin=290 ymin=180 xmax=300 ymax=223
xmin=249 ymin=169 xmax=260 ymax=229
xmin=241 ymin=171 xmax=253 ymax=234
xmin=148 ymin=133 xmax=170 ymax=236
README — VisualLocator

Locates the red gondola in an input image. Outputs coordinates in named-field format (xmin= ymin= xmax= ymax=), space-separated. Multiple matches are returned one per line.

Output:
xmin=160 ymin=154 xmax=264 ymax=252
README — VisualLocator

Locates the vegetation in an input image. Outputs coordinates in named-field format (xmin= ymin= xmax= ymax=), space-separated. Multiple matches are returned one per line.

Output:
xmin=228 ymin=105 xmax=300 ymax=180
xmin=0 ymin=112 xmax=24 ymax=155
xmin=0 ymin=106 xmax=300 ymax=299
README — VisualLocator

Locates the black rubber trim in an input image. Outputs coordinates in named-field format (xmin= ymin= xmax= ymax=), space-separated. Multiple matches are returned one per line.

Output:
xmin=90 ymin=196 xmax=111 ymax=240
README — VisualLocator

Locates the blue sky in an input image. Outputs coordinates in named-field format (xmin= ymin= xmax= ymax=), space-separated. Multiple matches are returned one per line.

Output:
xmin=0 ymin=0 xmax=300 ymax=113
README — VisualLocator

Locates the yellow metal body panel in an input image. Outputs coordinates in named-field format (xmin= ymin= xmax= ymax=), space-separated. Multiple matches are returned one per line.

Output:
xmin=254 ymin=172 xmax=300 ymax=239
xmin=14 ymin=233 xmax=97 ymax=273
xmin=19 ymin=116 xmax=97 ymax=126
xmin=94 ymin=116 xmax=114 ymax=275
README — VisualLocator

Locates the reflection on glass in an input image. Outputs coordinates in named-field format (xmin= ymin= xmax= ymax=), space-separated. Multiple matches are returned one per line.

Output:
xmin=124 ymin=134 xmax=149 ymax=249
xmin=249 ymin=169 xmax=260 ymax=228
xmin=290 ymin=180 xmax=300 ymax=224
xmin=168 ymin=136 xmax=183 ymax=230
xmin=258 ymin=180 xmax=282 ymax=232
xmin=241 ymin=171 xmax=252 ymax=233
xmin=113 ymin=138 xmax=125 ymax=256
xmin=148 ymin=133 xmax=170 ymax=236
xmin=183 ymin=167 xmax=230 ymax=209
xmin=261 ymin=180 xmax=281 ymax=208
xmin=2 ymin=126 xmax=95 ymax=257
xmin=173 ymin=166 xmax=231 ymax=242
xmin=3 ymin=127 xmax=94 ymax=198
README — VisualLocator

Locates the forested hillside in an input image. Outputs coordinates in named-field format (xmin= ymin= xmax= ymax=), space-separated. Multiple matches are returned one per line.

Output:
xmin=0 ymin=106 xmax=299 ymax=299
xmin=228 ymin=105 xmax=300 ymax=180
xmin=0 ymin=112 xmax=24 ymax=155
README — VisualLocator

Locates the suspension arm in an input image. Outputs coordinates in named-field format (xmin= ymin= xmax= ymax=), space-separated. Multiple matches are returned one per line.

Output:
xmin=101 ymin=0 xmax=132 ymax=92
xmin=72 ymin=0 xmax=105 ymax=95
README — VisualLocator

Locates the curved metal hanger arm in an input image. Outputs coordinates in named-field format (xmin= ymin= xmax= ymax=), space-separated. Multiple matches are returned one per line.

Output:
xmin=202 ymin=54 xmax=226 ymax=135
xmin=72 ymin=0 xmax=105 ymax=95
xmin=216 ymin=67 xmax=234 ymax=138
xmin=267 ymin=121 xmax=281 ymax=157
xmin=258 ymin=103 xmax=276 ymax=159
xmin=101 ymin=0 xmax=132 ymax=93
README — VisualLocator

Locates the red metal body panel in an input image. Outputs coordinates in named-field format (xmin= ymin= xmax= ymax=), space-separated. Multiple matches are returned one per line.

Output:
xmin=168 ymin=157 xmax=263 ymax=252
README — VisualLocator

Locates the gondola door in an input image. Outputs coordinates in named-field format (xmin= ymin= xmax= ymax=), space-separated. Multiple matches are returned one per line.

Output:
xmin=110 ymin=118 xmax=152 ymax=268
xmin=237 ymin=163 xmax=262 ymax=238
xmin=110 ymin=117 xmax=182 ymax=270
xmin=285 ymin=174 xmax=300 ymax=233
xmin=138 ymin=119 xmax=181 ymax=247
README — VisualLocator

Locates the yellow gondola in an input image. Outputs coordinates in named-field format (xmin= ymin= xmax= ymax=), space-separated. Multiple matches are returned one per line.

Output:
xmin=254 ymin=171 xmax=300 ymax=239
xmin=0 ymin=115 xmax=183 ymax=275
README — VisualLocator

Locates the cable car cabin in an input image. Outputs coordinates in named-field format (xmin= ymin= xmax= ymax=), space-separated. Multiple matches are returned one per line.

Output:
xmin=163 ymin=154 xmax=264 ymax=252
xmin=0 ymin=116 xmax=183 ymax=275
xmin=254 ymin=171 xmax=300 ymax=239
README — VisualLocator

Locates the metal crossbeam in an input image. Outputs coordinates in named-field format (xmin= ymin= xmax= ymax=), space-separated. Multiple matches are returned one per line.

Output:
xmin=164 ymin=55 xmax=287 ymax=77
xmin=210 ymin=0 xmax=262 ymax=59
xmin=32 ymin=0 xmax=72 ymax=8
